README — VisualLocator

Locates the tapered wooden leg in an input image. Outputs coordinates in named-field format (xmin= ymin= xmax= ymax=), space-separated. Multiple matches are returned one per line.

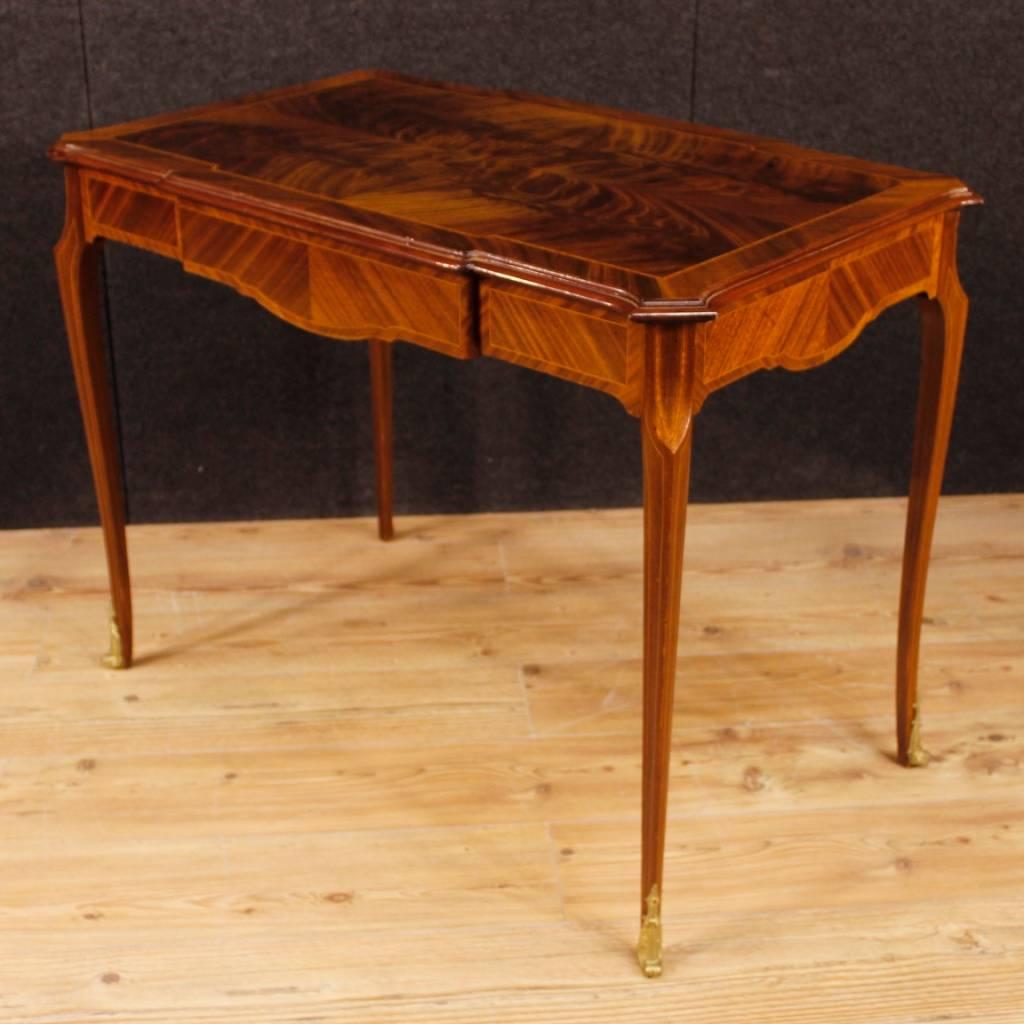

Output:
xmin=637 ymin=324 xmax=696 ymax=978
xmin=54 ymin=167 xmax=132 ymax=668
xmin=368 ymin=340 xmax=394 ymax=541
xmin=897 ymin=213 xmax=968 ymax=767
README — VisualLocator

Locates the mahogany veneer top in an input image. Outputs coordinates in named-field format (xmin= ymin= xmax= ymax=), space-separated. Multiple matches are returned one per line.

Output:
xmin=51 ymin=69 xmax=978 ymax=313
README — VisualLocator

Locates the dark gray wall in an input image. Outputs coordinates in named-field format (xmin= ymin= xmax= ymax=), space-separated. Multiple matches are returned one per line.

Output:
xmin=3 ymin=1 xmax=1021 ymax=529
xmin=2 ymin=1 xmax=96 ymax=525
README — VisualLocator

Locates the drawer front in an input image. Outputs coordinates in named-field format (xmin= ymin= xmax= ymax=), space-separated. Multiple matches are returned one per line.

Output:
xmin=481 ymin=280 xmax=635 ymax=403
xmin=179 ymin=208 xmax=310 ymax=320
xmin=310 ymin=247 xmax=473 ymax=357
xmin=179 ymin=207 xmax=474 ymax=357
xmin=84 ymin=174 xmax=179 ymax=257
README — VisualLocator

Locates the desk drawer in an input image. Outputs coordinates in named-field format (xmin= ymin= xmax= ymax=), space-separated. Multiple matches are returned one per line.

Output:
xmin=84 ymin=174 xmax=179 ymax=257
xmin=310 ymin=247 xmax=473 ymax=357
xmin=481 ymin=280 xmax=635 ymax=403
xmin=179 ymin=208 xmax=474 ymax=357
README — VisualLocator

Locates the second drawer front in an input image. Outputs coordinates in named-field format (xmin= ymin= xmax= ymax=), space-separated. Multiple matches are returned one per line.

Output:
xmin=481 ymin=281 xmax=633 ymax=401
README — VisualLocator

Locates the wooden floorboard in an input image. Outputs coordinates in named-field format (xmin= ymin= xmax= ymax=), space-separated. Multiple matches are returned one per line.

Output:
xmin=1 ymin=494 xmax=1021 ymax=1022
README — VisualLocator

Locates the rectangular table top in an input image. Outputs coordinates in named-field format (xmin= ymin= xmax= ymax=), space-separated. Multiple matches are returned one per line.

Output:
xmin=51 ymin=69 xmax=976 ymax=311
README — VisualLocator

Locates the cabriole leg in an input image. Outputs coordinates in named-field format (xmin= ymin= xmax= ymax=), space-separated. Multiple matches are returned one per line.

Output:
xmin=897 ymin=212 xmax=968 ymax=767
xmin=54 ymin=167 xmax=132 ymax=668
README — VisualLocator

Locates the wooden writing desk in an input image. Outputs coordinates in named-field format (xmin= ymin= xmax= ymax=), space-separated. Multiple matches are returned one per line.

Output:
xmin=50 ymin=70 xmax=979 ymax=977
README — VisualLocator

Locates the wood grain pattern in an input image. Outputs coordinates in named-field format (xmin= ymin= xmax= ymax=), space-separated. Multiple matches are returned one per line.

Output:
xmin=51 ymin=76 xmax=979 ymax=414
xmin=50 ymin=69 xmax=978 ymax=315
xmin=481 ymin=280 xmax=632 ymax=399
xmin=2 ymin=497 xmax=1021 ymax=1021
xmin=827 ymin=222 xmax=937 ymax=346
xmin=698 ymin=220 xmax=938 ymax=398
xmin=309 ymin=244 xmax=473 ymax=357
xmin=180 ymin=207 xmax=312 ymax=318
xmin=177 ymin=205 xmax=474 ymax=356
xmin=84 ymin=174 xmax=179 ymax=258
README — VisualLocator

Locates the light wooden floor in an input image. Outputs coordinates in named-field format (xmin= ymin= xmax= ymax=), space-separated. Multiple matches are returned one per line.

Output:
xmin=1 ymin=495 xmax=1022 ymax=1023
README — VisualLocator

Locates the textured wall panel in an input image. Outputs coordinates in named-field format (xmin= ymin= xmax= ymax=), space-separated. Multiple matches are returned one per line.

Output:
xmin=1 ymin=1 xmax=94 ymax=527
xmin=9 ymin=1 xmax=1021 ymax=528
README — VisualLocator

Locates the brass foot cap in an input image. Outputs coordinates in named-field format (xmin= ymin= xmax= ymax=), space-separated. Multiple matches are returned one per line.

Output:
xmin=636 ymin=882 xmax=663 ymax=978
xmin=903 ymin=706 xmax=928 ymax=766
xmin=102 ymin=608 xmax=128 ymax=669
xmin=903 ymin=745 xmax=929 ymax=768
xmin=639 ymin=957 xmax=663 ymax=979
